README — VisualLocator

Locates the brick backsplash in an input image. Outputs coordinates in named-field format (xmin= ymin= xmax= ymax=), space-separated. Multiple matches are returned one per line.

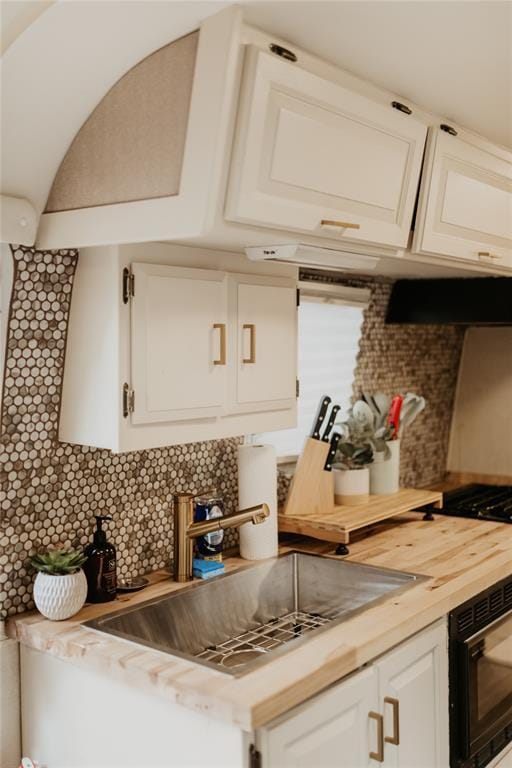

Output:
xmin=0 ymin=248 xmax=464 ymax=617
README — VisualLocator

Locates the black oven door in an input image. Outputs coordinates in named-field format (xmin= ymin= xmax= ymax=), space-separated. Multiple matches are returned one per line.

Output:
xmin=458 ymin=608 xmax=512 ymax=758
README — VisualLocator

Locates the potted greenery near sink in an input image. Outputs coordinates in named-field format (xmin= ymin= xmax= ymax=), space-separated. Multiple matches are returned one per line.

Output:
xmin=31 ymin=549 xmax=88 ymax=621
xmin=333 ymin=401 xmax=374 ymax=505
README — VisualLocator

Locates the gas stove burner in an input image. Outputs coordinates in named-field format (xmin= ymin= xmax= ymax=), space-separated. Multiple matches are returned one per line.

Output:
xmin=428 ymin=484 xmax=512 ymax=523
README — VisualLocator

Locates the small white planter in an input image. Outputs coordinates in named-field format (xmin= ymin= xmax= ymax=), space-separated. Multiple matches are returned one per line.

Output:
xmin=370 ymin=439 xmax=401 ymax=494
xmin=33 ymin=570 xmax=87 ymax=621
xmin=334 ymin=467 xmax=370 ymax=506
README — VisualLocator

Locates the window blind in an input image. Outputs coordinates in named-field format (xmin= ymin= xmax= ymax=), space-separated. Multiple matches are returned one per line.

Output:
xmin=255 ymin=294 xmax=366 ymax=458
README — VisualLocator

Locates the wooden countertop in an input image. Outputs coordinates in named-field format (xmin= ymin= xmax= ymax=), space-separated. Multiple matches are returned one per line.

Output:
xmin=7 ymin=512 xmax=512 ymax=731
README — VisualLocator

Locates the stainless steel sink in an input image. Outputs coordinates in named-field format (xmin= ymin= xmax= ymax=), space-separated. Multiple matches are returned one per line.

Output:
xmin=84 ymin=552 xmax=425 ymax=676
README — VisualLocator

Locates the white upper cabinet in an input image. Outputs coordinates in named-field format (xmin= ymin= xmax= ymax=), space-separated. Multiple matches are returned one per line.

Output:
xmin=59 ymin=244 xmax=298 ymax=452
xmin=130 ymin=264 xmax=227 ymax=425
xmin=229 ymin=275 xmax=297 ymax=414
xmin=413 ymin=128 xmax=512 ymax=269
xmin=226 ymin=46 xmax=428 ymax=250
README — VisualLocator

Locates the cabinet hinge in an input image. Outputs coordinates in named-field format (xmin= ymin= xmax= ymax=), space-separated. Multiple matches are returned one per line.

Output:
xmin=249 ymin=744 xmax=262 ymax=768
xmin=122 ymin=383 xmax=135 ymax=417
xmin=296 ymin=287 xmax=300 ymax=307
xmin=122 ymin=267 xmax=135 ymax=303
xmin=296 ymin=379 xmax=300 ymax=398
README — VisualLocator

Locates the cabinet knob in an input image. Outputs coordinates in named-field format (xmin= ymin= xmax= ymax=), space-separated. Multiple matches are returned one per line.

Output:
xmin=384 ymin=697 xmax=400 ymax=745
xmin=213 ymin=323 xmax=226 ymax=365
xmin=369 ymin=711 xmax=384 ymax=762
xmin=242 ymin=324 xmax=256 ymax=364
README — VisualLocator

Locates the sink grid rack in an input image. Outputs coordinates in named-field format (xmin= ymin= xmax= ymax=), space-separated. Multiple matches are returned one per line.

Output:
xmin=194 ymin=610 xmax=331 ymax=670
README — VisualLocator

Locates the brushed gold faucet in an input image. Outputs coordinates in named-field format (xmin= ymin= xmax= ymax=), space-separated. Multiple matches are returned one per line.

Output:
xmin=173 ymin=493 xmax=270 ymax=582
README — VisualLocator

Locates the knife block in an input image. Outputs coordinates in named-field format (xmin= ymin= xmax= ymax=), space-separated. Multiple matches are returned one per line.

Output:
xmin=282 ymin=438 xmax=335 ymax=517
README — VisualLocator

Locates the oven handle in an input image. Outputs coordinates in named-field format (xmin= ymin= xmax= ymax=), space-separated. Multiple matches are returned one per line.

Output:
xmin=464 ymin=605 xmax=512 ymax=646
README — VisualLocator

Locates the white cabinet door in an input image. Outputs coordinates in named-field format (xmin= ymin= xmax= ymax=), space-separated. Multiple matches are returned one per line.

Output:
xmin=377 ymin=619 xmax=449 ymax=768
xmin=130 ymin=263 xmax=227 ymax=424
xmin=413 ymin=128 xmax=512 ymax=269
xmin=258 ymin=666 xmax=379 ymax=768
xmin=226 ymin=46 xmax=427 ymax=250
xmin=228 ymin=275 xmax=297 ymax=414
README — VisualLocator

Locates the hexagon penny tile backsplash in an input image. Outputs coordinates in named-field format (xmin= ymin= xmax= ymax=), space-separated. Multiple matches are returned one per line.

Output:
xmin=1 ymin=248 xmax=465 ymax=619
xmin=0 ymin=246 xmax=241 ymax=618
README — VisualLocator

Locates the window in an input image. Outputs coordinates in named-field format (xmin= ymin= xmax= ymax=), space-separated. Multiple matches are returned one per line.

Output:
xmin=255 ymin=282 xmax=368 ymax=459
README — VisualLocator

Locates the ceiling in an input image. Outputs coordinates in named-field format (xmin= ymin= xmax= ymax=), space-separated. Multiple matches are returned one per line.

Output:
xmin=1 ymin=0 xmax=511 ymax=237
xmin=243 ymin=0 xmax=512 ymax=150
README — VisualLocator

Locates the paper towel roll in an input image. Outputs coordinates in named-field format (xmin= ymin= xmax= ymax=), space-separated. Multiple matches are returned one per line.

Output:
xmin=238 ymin=444 xmax=278 ymax=560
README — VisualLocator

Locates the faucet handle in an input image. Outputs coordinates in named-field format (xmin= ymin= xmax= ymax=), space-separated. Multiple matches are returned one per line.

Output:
xmin=253 ymin=504 xmax=270 ymax=524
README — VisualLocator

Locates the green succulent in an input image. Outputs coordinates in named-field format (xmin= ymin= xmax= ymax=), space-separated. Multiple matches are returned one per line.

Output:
xmin=31 ymin=549 xmax=87 ymax=575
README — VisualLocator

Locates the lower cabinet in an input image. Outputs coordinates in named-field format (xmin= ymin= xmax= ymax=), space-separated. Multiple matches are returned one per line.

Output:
xmin=257 ymin=619 xmax=449 ymax=767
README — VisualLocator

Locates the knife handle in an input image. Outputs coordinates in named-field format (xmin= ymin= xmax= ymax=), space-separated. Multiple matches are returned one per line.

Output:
xmin=311 ymin=395 xmax=332 ymax=440
xmin=321 ymin=405 xmax=340 ymax=442
xmin=324 ymin=432 xmax=341 ymax=471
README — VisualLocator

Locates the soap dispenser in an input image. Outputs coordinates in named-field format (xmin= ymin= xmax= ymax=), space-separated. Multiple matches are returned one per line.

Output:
xmin=84 ymin=515 xmax=117 ymax=603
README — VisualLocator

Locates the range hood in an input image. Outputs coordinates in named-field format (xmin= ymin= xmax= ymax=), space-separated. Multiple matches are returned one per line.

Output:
xmin=386 ymin=277 xmax=512 ymax=325
xmin=245 ymin=244 xmax=379 ymax=271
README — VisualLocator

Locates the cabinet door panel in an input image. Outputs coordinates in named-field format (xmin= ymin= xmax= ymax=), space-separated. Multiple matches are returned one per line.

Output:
xmin=231 ymin=278 xmax=297 ymax=413
xmin=226 ymin=46 xmax=427 ymax=249
xmin=131 ymin=264 xmax=227 ymax=424
xmin=258 ymin=666 xmax=378 ymax=768
xmin=413 ymin=128 xmax=512 ymax=269
xmin=377 ymin=620 xmax=449 ymax=768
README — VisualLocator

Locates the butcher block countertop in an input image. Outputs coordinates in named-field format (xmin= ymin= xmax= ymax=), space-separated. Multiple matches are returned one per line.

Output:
xmin=7 ymin=511 xmax=512 ymax=731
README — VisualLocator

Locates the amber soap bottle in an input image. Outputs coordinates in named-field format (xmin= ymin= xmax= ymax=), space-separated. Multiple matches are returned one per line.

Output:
xmin=84 ymin=515 xmax=117 ymax=602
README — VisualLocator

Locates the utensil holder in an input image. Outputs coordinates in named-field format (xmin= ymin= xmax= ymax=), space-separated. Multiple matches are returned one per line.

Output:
xmin=370 ymin=440 xmax=400 ymax=494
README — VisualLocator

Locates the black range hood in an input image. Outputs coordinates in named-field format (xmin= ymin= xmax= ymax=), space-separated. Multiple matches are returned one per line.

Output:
xmin=386 ymin=277 xmax=512 ymax=325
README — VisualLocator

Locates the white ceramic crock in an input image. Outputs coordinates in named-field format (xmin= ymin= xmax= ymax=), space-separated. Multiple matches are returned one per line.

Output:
xmin=369 ymin=439 xmax=400 ymax=494
xmin=333 ymin=466 xmax=370 ymax=506
xmin=33 ymin=569 xmax=87 ymax=621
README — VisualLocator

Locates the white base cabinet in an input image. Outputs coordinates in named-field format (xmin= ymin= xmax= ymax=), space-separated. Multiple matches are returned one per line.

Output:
xmin=257 ymin=619 xmax=449 ymax=768
xmin=19 ymin=620 xmax=448 ymax=768
xmin=258 ymin=666 xmax=378 ymax=768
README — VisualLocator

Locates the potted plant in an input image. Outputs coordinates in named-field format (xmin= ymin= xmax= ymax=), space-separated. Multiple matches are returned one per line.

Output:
xmin=31 ymin=549 xmax=88 ymax=621
xmin=333 ymin=401 xmax=374 ymax=505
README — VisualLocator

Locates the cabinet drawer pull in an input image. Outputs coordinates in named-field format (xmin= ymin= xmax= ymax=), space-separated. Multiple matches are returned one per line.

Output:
xmin=242 ymin=324 xmax=256 ymax=364
xmin=384 ymin=697 xmax=400 ymax=746
xmin=320 ymin=219 xmax=361 ymax=230
xmin=213 ymin=323 xmax=226 ymax=366
xmin=369 ymin=711 xmax=384 ymax=762
xmin=478 ymin=251 xmax=502 ymax=261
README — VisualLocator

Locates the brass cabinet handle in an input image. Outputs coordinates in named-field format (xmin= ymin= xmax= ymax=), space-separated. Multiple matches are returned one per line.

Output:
xmin=384 ymin=697 xmax=400 ymax=746
xmin=213 ymin=323 xmax=226 ymax=365
xmin=242 ymin=324 xmax=256 ymax=364
xmin=478 ymin=251 xmax=502 ymax=260
xmin=369 ymin=711 xmax=384 ymax=762
xmin=320 ymin=218 xmax=361 ymax=230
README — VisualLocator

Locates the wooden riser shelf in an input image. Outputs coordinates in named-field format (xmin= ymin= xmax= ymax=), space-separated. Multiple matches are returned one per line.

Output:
xmin=279 ymin=488 xmax=443 ymax=549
